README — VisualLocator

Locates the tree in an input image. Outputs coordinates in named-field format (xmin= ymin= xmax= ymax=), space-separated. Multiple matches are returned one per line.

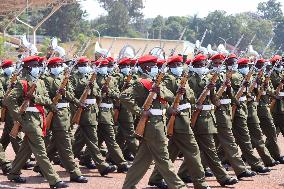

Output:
xmin=257 ymin=0 xmax=283 ymax=21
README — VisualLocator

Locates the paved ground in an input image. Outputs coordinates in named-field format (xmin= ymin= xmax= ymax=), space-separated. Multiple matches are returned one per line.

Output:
xmin=0 ymin=125 xmax=284 ymax=189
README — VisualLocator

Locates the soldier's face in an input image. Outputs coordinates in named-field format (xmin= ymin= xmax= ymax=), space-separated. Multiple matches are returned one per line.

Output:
xmin=168 ymin=62 xmax=182 ymax=68
xmin=255 ymin=63 xmax=263 ymax=70
xmin=142 ymin=62 xmax=157 ymax=72
xmin=77 ymin=63 xmax=88 ymax=67
xmin=212 ymin=60 xmax=222 ymax=68
xmin=226 ymin=58 xmax=237 ymax=66
xmin=119 ymin=64 xmax=129 ymax=69
xmin=192 ymin=61 xmax=205 ymax=68
xmin=238 ymin=64 xmax=248 ymax=69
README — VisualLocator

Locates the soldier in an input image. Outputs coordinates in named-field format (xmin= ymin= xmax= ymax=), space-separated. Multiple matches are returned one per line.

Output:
xmin=70 ymin=57 xmax=117 ymax=176
xmin=187 ymin=54 xmax=238 ymax=186
xmin=120 ymin=55 xmax=187 ymax=189
xmin=95 ymin=58 xmax=129 ymax=173
xmin=41 ymin=57 xmax=88 ymax=183
xmin=114 ymin=57 xmax=139 ymax=161
xmin=148 ymin=55 xmax=210 ymax=189
xmin=230 ymin=57 xmax=271 ymax=173
xmin=6 ymin=55 xmax=68 ymax=189
xmin=270 ymin=55 xmax=284 ymax=163
xmin=0 ymin=70 xmax=12 ymax=175
xmin=0 ymin=60 xmax=23 ymax=153
xmin=211 ymin=54 xmax=256 ymax=179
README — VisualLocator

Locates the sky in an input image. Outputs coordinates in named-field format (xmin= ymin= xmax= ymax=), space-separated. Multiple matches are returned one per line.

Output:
xmin=81 ymin=0 xmax=284 ymax=20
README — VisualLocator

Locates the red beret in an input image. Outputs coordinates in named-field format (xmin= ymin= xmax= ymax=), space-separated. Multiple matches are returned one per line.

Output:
xmin=130 ymin=58 xmax=137 ymax=65
xmin=185 ymin=59 xmax=191 ymax=65
xmin=270 ymin=55 xmax=282 ymax=64
xmin=256 ymin=58 xmax=266 ymax=64
xmin=107 ymin=57 xmax=114 ymax=63
xmin=119 ymin=57 xmax=131 ymax=65
xmin=48 ymin=57 xmax=64 ymax=65
xmin=38 ymin=56 xmax=46 ymax=63
xmin=1 ymin=59 xmax=13 ymax=67
xmin=78 ymin=57 xmax=89 ymax=64
xmin=237 ymin=58 xmax=250 ymax=65
xmin=138 ymin=55 xmax=157 ymax=64
xmin=192 ymin=54 xmax=207 ymax=64
xmin=210 ymin=54 xmax=225 ymax=61
xmin=95 ymin=58 xmax=109 ymax=66
xmin=167 ymin=55 xmax=183 ymax=64
xmin=22 ymin=56 xmax=40 ymax=64
xmin=228 ymin=54 xmax=237 ymax=59
xmin=157 ymin=59 xmax=166 ymax=66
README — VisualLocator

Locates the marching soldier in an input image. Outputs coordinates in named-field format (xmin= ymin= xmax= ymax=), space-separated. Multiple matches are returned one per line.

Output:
xmin=230 ymin=57 xmax=271 ymax=173
xmin=41 ymin=57 xmax=88 ymax=183
xmin=120 ymin=55 xmax=187 ymax=189
xmin=186 ymin=54 xmax=238 ymax=186
xmin=270 ymin=55 xmax=284 ymax=156
xmin=114 ymin=57 xmax=139 ymax=161
xmin=70 ymin=57 xmax=118 ymax=176
xmin=211 ymin=54 xmax=256 ymax=179
xmin=148 ymin=55 xmax=211 ymax=189
xmin=6 ymin=55 xmax=68 ymax=189
xmin=95 ymin=58 xmax=129 ymax=173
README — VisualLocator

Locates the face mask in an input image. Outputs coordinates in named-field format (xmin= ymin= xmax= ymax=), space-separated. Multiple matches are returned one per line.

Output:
xmin=78 ymin=66 xmax=91 ymax=75
xmin=97 ymin=67 xmax=108 ymax=75
xmin=138 ymin=66 xmax=143 ymax=73
xmin=228 ymin=65 xmax=238 ymax=71
xmin=30 ymin=67 xmax=40 ymax=78
xmin=170 ymin=66 xmax=183 ymax=76
xmin=193 ymin=67 xmax=206 ymax=75
xmin=39 ymin=67 xmax=44 ymax=73
xmin=4 ymin=67 xmax=15 ymax=76
xmin=275 ymin=66 xmax=283 ymax=72
xmin=132 ymin=66 xmax=138 ymax=73
xmin=147 ymin=66 xmax=159 ymax=78
xmin=50 ymin=67 xmax=64 ymax=76
xmin=121 ymin=67 xmax=131 ymax=75
xmin=107 ymin=67 xmax=114 ymax=73
xmin=238 ymin=67 xmax=249 ymax=75
xmin=212 ymin=65 xmax=225 ymax=72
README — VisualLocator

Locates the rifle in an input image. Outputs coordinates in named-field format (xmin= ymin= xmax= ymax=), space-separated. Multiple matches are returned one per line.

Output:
xmin=256 ymin=60 xmax=279 ymax=102
xmin=269 ymin=60 xmax=283 ymax=111
xmin=135 ymin=63 xmax=168 ymax=137
xmin=247 ymin=66 xmax=264 ymax=94
xmin=1 ymin=67 xmax=23 ymax=122
xmin=215 ymin=69 xmax=233 ymax=100
xmin=45 ymin=61 xmax=77 ymax=129
xmin=191 ymin=72 xmax=219 ymax=128
xmin=231 ymin=66 xmax=254 ymax=119
xmin=166 ymin=73 xmax=189 ymax=137
xmin=10 ymin=61 xmax=48 ymax=138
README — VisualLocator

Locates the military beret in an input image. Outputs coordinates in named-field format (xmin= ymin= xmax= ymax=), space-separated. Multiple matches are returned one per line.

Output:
xmin=48 ymin=57 xmax=64 ymax=65
xmin=38 ymin=56 xmax=46 ymax=63
xmin=167 ymin=55 xmax=183 ymax=64
xmin=256 ymin=58 xmax=266 ymax=64
xmin=157 ymin=59 xmax=166 ymax=66
xmin=185 ymin=59 xmax=192 ymax=65
xmin=95 ymin=58 xmax=109 ymax=66
xmin=192 ymin=54 xmax=207 ymax=64
xmin=119 ymin=57 xmax=131 ymax=65
xmin=237 ymin=58 xmax=250 ymax=65
xmin=210 ymin=54 xmax=225 ymax=61
xmin=270 ymin=55 xmax=282 ymax=64
xmin=138 ymin=55 xmax=157 ymax=64
xmin=78 ymin=57 xmax=89 ymax=64
xmin=228 ymin=53 xmax=237 ymax=59
xmin=107 ymin=57 xmax=114 ymax=63
xmin=1 ymin=59 xmax=13 ymax=67
xmin=22 ymin=56 xmax=40 ymax=64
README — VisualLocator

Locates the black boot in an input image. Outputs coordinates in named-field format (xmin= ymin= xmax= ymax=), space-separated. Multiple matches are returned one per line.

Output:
xmin=237 ymin=170 xmax=256 ymax=179
xmin=148 ymin=180 xmax=168 ymax=189
xmin=252 ymin=166 xmax=271 ymax=173
xmin=117 ymin=164 xmax=129 ymax=173
xmin=100 ymin=165 xmax=117 ymax=176
xmin=50 ymin=181 xmax=68 ymax=189
xmin=9 ymin=176 xmax=26 ymax=183
xmin=219 ymin=177 xmax=238 ymax=186
xmin=70 ymin=176 xmax=88 ymax=183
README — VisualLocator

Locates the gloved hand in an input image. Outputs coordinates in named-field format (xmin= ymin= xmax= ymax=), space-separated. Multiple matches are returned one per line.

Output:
xmin=178 ymin=87 xmax=186 ymax=95
xmin=168 ymin=107 xmax=180 ymax=116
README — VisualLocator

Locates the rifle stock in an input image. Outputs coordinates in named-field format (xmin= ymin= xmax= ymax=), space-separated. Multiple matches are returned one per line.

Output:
xmin=191 ymin=73 xmax=218 ymax=128
xmin=10 ymin=84 xmax=37 ymax=138
xmin=166 ymin=73 xmax=189 ymax=137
